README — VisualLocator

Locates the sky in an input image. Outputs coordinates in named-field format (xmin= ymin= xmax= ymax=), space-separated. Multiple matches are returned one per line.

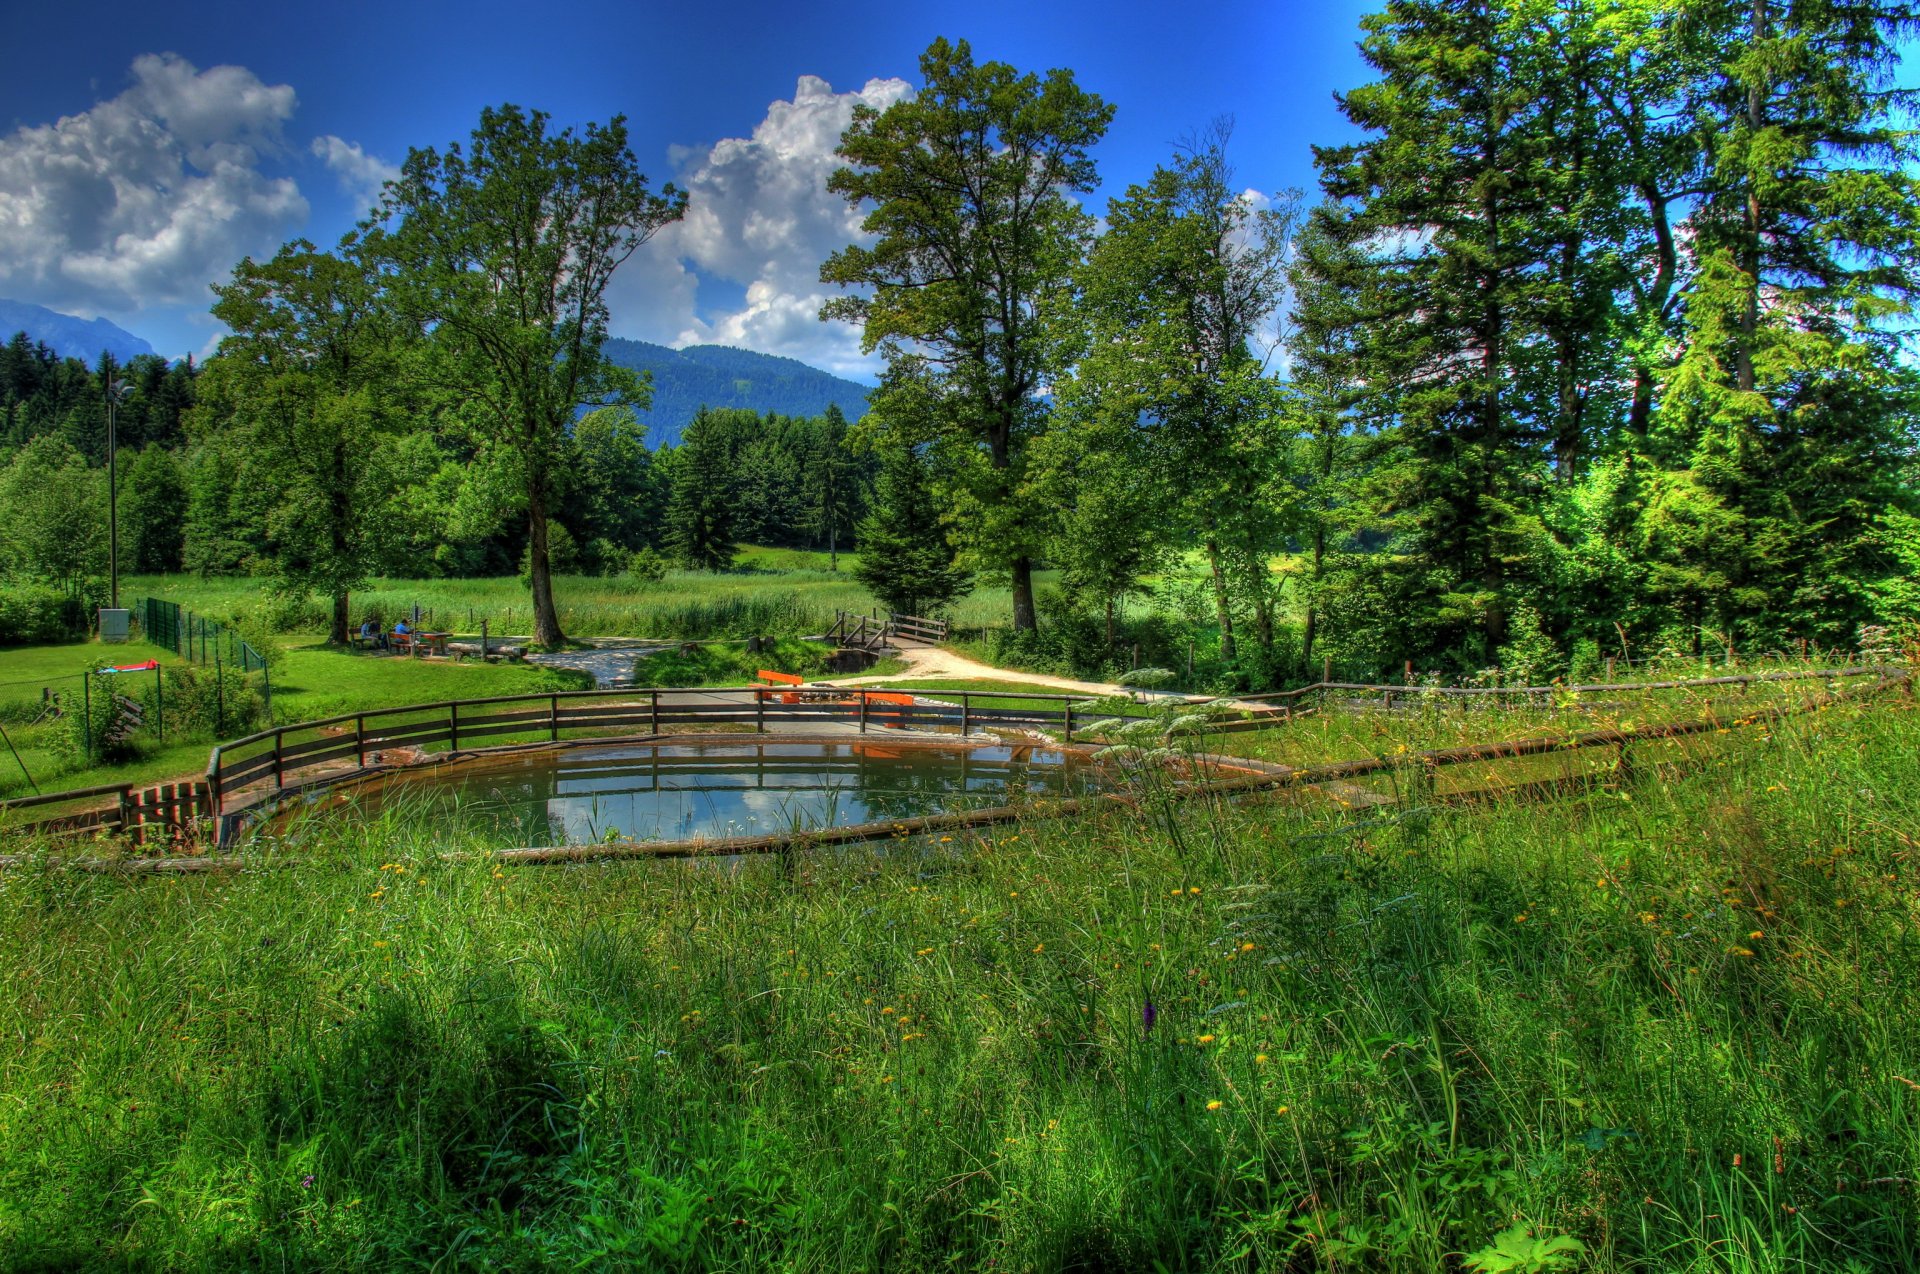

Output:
xmin=0 ymin=0 xmax=1373 ymax=380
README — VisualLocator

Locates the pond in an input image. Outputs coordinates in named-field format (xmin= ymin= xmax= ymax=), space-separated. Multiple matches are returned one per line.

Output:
xmin=315 ymin=738 xmax=1118 ymax=848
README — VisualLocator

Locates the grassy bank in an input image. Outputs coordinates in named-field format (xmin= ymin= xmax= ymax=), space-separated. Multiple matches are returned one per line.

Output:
xmin=2 ymin=689 xmax=1916 ymax=1267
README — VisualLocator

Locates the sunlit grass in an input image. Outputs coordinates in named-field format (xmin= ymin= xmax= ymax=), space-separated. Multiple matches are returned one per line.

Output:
xmin=2 ymin=689 xmax=1915 ymax=1268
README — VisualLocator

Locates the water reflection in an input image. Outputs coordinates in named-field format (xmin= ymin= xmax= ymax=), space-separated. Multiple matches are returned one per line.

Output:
xmin=353 ymin=740 xmax=1108 ymax=846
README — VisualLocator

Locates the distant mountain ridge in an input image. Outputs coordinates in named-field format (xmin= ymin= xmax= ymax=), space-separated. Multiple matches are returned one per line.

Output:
xmin=0 ymin=298 xmax=156 ymax=365
xmin=601 ymin=338 xmax=870 ymax=447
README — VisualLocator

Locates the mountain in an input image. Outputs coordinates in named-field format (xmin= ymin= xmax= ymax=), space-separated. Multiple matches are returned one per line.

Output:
xmin=601 ymin=338 xmax=869 ymax=447
xmin=0 ymin=299 xmax=156 ymax=365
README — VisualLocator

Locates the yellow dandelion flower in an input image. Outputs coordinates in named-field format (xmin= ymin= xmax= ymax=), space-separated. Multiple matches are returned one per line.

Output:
xmin=1197 ymin=1034 xmax=1217 ymax=1044
xmin=1240 ymin=942 xmax=1256 ymax=951
xmin=1206 ymin=1100 xmax=1224 ymax=1111
xmin=1256 ymin=1054 xmax=1270 ymax=1064
xmin=917 ymin=947 xmax=934 ymax=956
xmin=882 ymin=1006 xmax=896 ymax=1015
xmin=1276 ymin=1105 xmax=1290 ymax=1115
xmin=1032 ymin=943 xmax=1045 ymax=953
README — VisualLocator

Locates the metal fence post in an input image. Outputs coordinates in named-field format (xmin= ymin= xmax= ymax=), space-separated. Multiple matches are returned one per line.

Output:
xmin=154 ymin=662 xmax=163 ymax=744
xmin=80 ymin=674 xmax=92 ymax=763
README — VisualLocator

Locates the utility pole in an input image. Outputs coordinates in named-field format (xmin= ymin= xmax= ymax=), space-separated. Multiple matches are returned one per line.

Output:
xmin=105 ymin=373 xmax=131 ymax=609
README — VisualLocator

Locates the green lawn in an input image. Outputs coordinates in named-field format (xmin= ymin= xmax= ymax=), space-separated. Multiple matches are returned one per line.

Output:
xmin=0 ymin=639 xmax=595 ymax=799
xmin=2 ymin=688 xmax=1914 ymax=1267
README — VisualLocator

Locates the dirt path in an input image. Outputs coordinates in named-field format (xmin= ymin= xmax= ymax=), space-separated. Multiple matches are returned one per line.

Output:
xmin=825 ymin=639 xmax=1148 ymax=698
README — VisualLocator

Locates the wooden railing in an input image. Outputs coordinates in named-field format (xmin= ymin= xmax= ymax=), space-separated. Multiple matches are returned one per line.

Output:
xmin=887 ymin=611 xmax=949 ymax=642
xmin=0 ymin=777 xmax=212 ymax=845
xmin=198 ymin=685 xmax=1169 ymax=820
xmin=827 ymin=610 xmax=891 ymax=652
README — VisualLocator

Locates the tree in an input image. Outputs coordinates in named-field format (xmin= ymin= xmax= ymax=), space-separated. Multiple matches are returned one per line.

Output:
xmin=122 ymin=444 xmax=188 ymax=573
xmin=805 ymin=403 xmax=861 ymax=569
xmin=664 ymin=408 xmax=740 ymax=571
xmin=209 ymin=238 xmax=403 ymax=644
xmin=822 ymin=37 xmax=1113 ymax=632
xmin=853 ymin=443 xmax=972 ymax=618
xmin=0 ymin=437 xmax=104 ymax=592
xmin=365 ymin=104 xmax=686 ymax=647
xmin=1068 ymin=126 xmax=1300 ymax=670
xmin=571 ymin=405 xmax=666 ymax=567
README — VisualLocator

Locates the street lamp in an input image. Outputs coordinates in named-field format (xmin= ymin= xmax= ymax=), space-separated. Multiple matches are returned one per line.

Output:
xmin=105 ymin=375 xmax=131 ymax=609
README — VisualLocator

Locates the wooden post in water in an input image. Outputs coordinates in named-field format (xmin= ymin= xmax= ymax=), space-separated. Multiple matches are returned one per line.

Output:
xmin=961 ymin=693 xmax=970 ymax=737
xmin=549 ymin=694 xmax=559 ymax=742
xmin=859 ymin=692 xmax=868 ymax=734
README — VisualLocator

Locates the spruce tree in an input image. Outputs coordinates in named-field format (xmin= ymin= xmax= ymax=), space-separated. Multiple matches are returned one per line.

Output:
xmin=852 ymin=444 xmax=971 ymax=619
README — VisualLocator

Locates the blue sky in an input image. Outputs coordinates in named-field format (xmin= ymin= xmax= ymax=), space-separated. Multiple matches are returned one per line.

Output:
xmin=0 ymin=0 xmax=1373 ymax=376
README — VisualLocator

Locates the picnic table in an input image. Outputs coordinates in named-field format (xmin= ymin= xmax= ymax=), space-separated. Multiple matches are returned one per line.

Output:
xmin=395 ymin=630 xmax=450 ymax=658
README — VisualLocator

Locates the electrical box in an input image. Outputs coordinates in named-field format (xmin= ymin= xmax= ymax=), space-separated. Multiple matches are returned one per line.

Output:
xmin=98 ymin=608 xmax=130 ymax=643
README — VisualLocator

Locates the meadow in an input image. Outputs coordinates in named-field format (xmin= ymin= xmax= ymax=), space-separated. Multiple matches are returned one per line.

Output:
xmin=1 ymin=686 xmax=1915 ymax=1269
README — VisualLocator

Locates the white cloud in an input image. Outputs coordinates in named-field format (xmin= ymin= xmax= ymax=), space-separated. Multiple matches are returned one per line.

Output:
xmin=0 ymin=52 xmax=308 ymax=314
xmin=311 ymin=134 xmax=400 ymax=211
xmin=607 ymin=74 xmax=911 ymax=380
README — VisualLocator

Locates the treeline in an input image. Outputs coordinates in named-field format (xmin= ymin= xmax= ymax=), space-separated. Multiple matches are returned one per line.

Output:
xmin=0 ymin=352 xmax=871 ymax=606
xmin=821 ymin=16 xmax=1920 ymax=686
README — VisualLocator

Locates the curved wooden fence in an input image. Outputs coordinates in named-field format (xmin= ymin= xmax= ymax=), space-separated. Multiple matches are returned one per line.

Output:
xmin=201 ymin=685 xmax=1167 ymax=819
xmin=3 ymin=664 xmax=1902 ymax=849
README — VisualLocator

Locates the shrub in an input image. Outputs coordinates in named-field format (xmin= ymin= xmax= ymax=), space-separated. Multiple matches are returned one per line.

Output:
xmin=0 ymin=582 xmax=90 ymax=645
xmin=140 ymin=663 xmax=267 ymax=740
xmin=53 ymin=673 xmax=141 ymax=765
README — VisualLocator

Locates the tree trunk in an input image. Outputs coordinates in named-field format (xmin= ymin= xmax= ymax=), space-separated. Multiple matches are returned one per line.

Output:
xmin=829 ymin=521 xmax=838 ymax=572
xmin=1105 ymin=596 xmax=1116 ymax=647
xmin=1010 ymin=556 xmax=1037 ymax=632
xmin=1204 ymin=538 xmax=1236 ymax=662
xmin=528 ymin=488 xmax=565 ymax=648
xmin=331 ymin=593 xmax=350 ymax=647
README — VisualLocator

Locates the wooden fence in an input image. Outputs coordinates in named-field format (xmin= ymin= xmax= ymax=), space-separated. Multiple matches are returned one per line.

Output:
xmin=0 ymin=777 xmax=212 ymax=846
xmin=3 ymin=664 xmax=1899 ymax=850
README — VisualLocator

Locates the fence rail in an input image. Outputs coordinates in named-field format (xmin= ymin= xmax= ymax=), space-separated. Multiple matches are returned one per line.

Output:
xmin=0 ymin=777 xmax=212 ymax=845
xmin=887 ymin=611 xmax=949 ymax=642
xmin=5 ymin=664 xmax=1901 ymax=849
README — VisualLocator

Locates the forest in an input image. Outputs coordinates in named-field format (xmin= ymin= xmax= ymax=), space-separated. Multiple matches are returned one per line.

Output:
xmin=2 ymin=1 xmax=1917 ymax=687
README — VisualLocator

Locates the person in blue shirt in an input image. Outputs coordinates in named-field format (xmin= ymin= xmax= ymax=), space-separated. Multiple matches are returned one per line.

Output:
xmin=359 ymin=618 xmax=388 ymax=651
xmin=393 ymin=618 xmax=412 ymax=642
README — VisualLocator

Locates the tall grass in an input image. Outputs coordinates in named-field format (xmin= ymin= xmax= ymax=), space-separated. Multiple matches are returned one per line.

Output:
xmin=1 ymin=693 xmax=1917 ymax=1268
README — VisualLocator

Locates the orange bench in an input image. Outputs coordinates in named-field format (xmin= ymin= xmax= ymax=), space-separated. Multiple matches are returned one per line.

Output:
xmin=757 ymin=669 xmax=805 ymax=703
xmin=862 ymin=691 xmax=914 ymax=730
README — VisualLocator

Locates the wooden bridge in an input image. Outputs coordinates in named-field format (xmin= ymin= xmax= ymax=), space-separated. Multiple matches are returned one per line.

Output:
xmin=826 ymin=610 xmax=950 ymax=653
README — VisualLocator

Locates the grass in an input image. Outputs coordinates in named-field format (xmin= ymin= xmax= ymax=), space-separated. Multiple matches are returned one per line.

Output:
xmin=0 ymin=639 xmax=596 ymax=800
xmin=2 ymin=682 xmax=1916 ymax=1268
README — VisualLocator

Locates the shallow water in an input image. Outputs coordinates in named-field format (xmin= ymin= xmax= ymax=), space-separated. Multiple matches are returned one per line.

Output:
xmin=333 ymin=739 xmax=1111 ymax=847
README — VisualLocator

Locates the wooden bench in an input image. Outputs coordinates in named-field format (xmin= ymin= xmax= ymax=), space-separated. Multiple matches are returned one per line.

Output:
xmin=862 ymin=691 xmax=915 ymax=730
xmin=756 ymin=669 xmax=805 ymax=704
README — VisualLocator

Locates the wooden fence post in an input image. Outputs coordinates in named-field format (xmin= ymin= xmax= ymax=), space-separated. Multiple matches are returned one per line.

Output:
xmin=272 ymin=730 xmax=284 ymax=792
xmin=756 ymin=688 xmax=765 ymax=733
xmin=1063 ymin=699 xmax=1075 ymax=742
xmin=549 ymin=694 xmax=559 ymax=743
xmin=355 ymin=714 xmax=366 ymax=767
xmin=449 ymin=702 xmax=460 ymax=751
xmin=859 ymin=693 xmax=868 ymax=734
xmin=961 ymin=693 xmax=970 ymax=737
xmin=651 ymin=690 xmax=660 ymax=736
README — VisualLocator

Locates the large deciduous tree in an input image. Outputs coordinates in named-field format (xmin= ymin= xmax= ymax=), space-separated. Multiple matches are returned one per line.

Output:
xmin=365 ymin=105 xmax=685 ymax=647
xmin=822 ymin=37 xmax=1113 ymax=632
xmin=210 ymin=239 xmax=401 ymax=645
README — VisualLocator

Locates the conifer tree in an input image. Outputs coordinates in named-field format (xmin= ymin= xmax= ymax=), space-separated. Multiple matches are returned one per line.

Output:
xmin=852 ymin=444 xmax=972 ymax=619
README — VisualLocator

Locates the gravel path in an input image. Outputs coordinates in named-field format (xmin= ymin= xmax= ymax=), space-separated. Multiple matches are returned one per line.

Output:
xmin=527 ymin=643 xmax=673 ymax=688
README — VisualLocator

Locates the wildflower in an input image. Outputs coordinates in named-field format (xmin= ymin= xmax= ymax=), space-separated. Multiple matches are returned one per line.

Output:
xmin=1275 ymin=1105 xmax=1289 ymax=1115
xmin=1197 ymin=1034 xmax=1216 ymax=1044
xmin=1749 ymin=930 xmax=1764 ymax=940
xmin=917 ymin=947 xmax=934 ymax=956
xmin=1032 ymin=943 xmax=1045 ymax=954
xmin=301 ymin=1174 xmax=315 ymax=1189
xmin=1514 ymin=913 xmax=1528 ymax=923
xmin=1206 ymin=1100 xmax=1224 ymax=1111
xmin=1142 ymin=1001 xmax=1157 ymax=1032
xmin=882 ymin=1006 xmax=895 ymax=1015
xmin=1240 ymin=942 xmax=1256 ymax=952
xmin=1255 ymin=1054 xmax=1270 ymax=1064
xmin=1189 ymin=887 xmax=1201 ymax=894
xmin=1009 ymin=891 xmax=1019 ymax=898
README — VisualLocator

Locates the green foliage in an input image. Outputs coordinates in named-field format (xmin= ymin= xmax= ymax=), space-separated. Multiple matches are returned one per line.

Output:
xmin=823 ymin=36 xmax=1113 ymax=631
xmin=0 ymin=582 xmax=90 ymax=646
xmin=851 ymin=443 xmax=971 ymax=618
xmin=120 ymin=444 xmax=188 ymax=574
xmin=0 ymin=435 xmax=105 ymax=592
xmin=664 ymin=408 xmax=741 ymax=571
xmin=364 ymin=103 xmax=687 ymax=646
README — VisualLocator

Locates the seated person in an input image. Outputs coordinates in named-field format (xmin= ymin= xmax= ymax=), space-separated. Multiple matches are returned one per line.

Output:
xmin=393 ymin=618 xmax=413 ymax=646
xmin=359 ymin=618 xmax=388 ymax=650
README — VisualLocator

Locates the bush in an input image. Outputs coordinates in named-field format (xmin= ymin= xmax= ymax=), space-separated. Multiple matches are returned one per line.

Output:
xmin=53 ymin=673 xmax=141 ymax=765
xmin=0 ymin=582 xmax=90 ymax=646
xmin=140 ymin=664 xmax=267 ymax=740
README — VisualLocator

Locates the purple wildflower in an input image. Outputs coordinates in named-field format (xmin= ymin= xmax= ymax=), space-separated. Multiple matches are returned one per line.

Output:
xmin=1142 ymin=1000 xmax=1157 ymax=1032
xmin=301 ymin=1174 xmax=315 ymax=1189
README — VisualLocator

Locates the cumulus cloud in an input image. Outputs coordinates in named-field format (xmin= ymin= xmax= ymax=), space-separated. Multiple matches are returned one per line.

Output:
xmin=0 ymin=52 xmax=308 ymax=314
xmin=607 ymin=74 xmax=911 ymax=379
xmin=311 ymin=134 xmax=400 ymax=211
